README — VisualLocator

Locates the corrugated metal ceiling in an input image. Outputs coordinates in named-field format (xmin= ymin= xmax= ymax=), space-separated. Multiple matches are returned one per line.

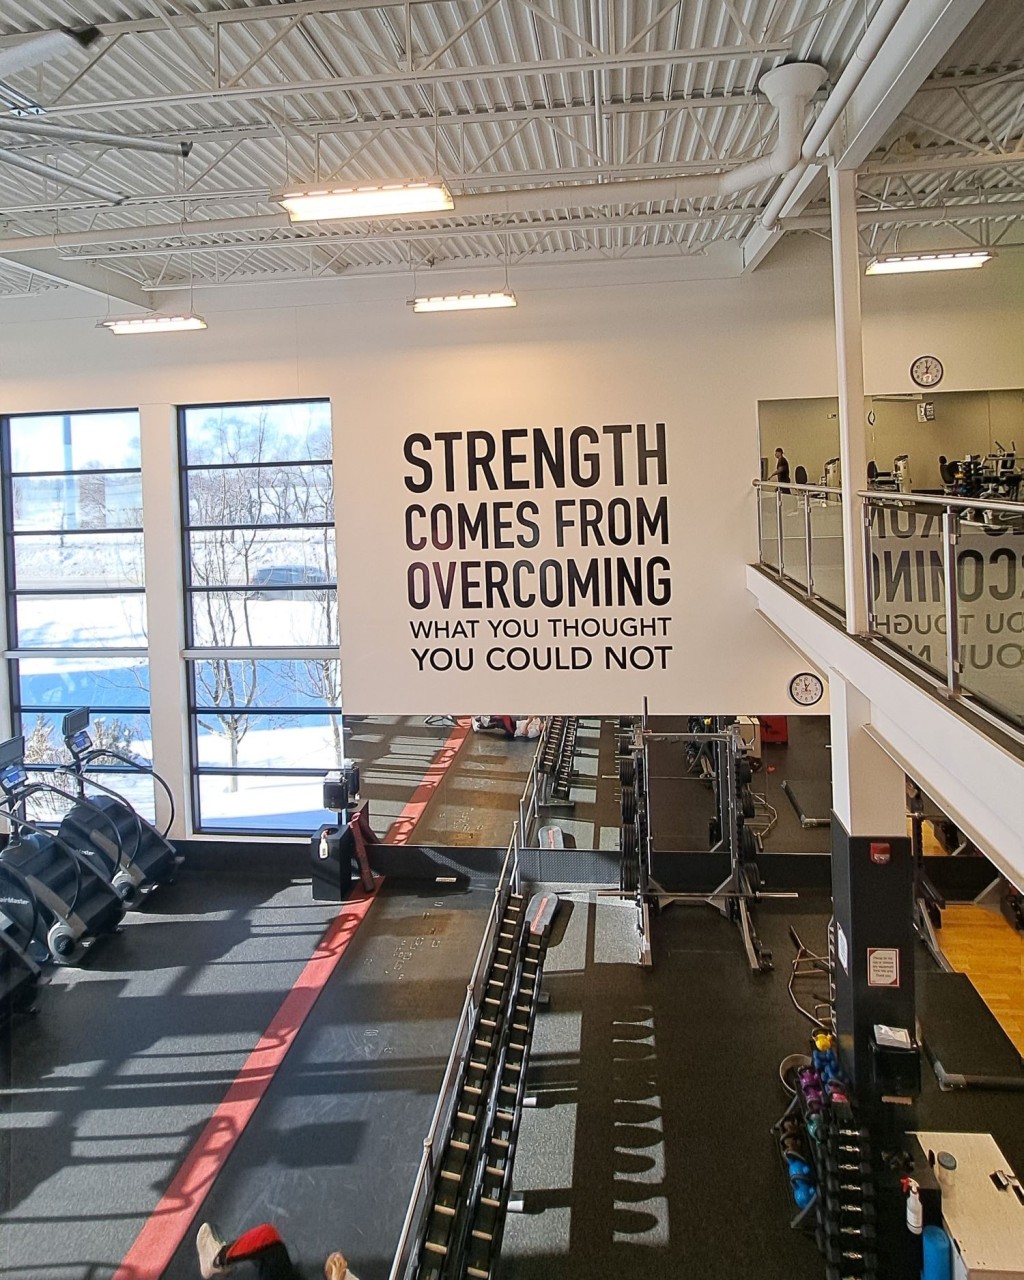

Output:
xmin=0 ymin=0 xmax=1019 ymax=296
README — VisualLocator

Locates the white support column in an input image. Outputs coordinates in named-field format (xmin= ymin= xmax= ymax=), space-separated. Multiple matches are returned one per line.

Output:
xmin=830 ymin=671 xmax=906 ymax=837
xmin=139 ymin=403 xmax=191 ymax=840
xmin=830 ymin=163 xmax=870 ymax=635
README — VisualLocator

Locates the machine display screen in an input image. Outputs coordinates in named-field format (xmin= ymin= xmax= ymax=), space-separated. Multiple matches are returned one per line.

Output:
xmin=69 ymin=731 xmax=92 ymax=753
xmin=0 ymin=764 xmax=27 ymax=792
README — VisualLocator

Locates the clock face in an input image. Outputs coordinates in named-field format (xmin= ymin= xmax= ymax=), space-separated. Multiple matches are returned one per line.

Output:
xmin=910 ymin=355 xmax=943 ymax=388
xmin=789 ymin=672 xmax=824 ymax=706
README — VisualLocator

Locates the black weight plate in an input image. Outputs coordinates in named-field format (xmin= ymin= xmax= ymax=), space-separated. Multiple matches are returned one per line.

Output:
xmin=619 ymin=756 xmax=636 ymax=788
xmin=740 ymin=825 xmax=758 ymax=860
xmin=620 ymin=823 xmax=637 ymax=894
xmin=735 ymin=755 xmax=753 ymax=787
xmin=621 ymin=785 xmax=636 ymax=824
xmin=741 ymin=785 xmax=755 ymax=818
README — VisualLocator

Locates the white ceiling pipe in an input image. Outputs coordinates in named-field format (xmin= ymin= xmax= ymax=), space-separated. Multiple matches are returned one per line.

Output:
xmin=0 ymin=118 xmax=193 ymax=157
xmin=0 ymin=26 xmax=100 ymax=78
xmin=0 ymin=147 xmax=125 ymax=203
xmin=0 ymin=63 xmax=825 ymax=251
xmin=276 ymin=62 xmax=825 ymax=220
xmin=760 ymin=0 xmax=913 ymax=230
xmin=419 ymin=63 xmax=827 ymax=212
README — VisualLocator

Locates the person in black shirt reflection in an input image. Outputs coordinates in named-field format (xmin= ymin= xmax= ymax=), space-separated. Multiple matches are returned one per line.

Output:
xmin=770 ymin=447 xmax=791 ymax=492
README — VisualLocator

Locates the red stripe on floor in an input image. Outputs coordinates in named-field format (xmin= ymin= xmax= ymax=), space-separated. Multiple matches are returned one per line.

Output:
xmin=385 ymin=717 xmax=471 ymax=845
xmin=112 ymin=886 xmax=379 ymax=1280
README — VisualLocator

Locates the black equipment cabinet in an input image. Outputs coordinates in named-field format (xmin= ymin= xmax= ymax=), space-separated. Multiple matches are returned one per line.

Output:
xmin=310 ymin=825 xmax=354 ymax=901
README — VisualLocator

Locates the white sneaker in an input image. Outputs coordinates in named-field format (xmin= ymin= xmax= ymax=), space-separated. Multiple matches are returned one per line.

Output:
xmin=197 ymin=1222 xmax=229 ymax=1278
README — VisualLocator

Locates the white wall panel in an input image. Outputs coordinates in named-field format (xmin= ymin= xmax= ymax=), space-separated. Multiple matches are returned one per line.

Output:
xmin=0 ymin=239 xmax=1021 ymax=714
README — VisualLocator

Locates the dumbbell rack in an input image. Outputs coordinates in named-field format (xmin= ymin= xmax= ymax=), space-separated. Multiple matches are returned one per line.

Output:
xmin=801 ymin=1094 xmax=878 ymax=1280
xmin=815 ymin=1103 xmax=877 ymax=1280
xmin=413 ymin=891 xmax=557 ymax=1280
xmin=537 ymin=717 xmax=579 ymax=810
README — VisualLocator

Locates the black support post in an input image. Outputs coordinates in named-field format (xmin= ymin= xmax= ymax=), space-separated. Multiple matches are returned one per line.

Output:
xmin=831 ymin=813 xmax=916 ymax=1100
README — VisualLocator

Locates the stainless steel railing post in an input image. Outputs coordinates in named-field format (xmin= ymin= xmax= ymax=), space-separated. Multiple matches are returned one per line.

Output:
xmin=803 ymin=490 xmax=814 ymax=598
xmin=941 ymin=507 xmax=961 ymax=698
xmin=861 ymin=494 xmax=875 ymax=635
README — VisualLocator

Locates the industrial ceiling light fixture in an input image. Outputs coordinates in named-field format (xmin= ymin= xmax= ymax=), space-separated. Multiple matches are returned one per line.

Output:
xmin=410 ymin=289 xmax=517 ymax=313
xmin=277 ymin=180 xmax=454 ymax=222
xmin=98 ymin=312 xmax=207 ymax=335
xmin=865 ymin=250 xmax=993 ymax=275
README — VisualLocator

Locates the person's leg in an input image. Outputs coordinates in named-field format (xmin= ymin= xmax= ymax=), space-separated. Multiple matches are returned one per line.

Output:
xmin=197 ymin=1223 xmax=302 ymax=1280
xmin=224 ymin=1225 xmax=302 ymax=1280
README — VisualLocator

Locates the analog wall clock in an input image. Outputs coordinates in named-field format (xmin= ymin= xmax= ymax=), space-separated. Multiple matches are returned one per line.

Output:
xmin=910 ymin=355 xmax=943 ymax=388
xmin=788 ymin=672 xmax=824 ymax=706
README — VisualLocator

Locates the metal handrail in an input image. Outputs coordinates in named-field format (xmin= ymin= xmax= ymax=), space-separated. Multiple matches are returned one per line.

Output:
xmin=753 ymin=478 xmax=844 ymax=496
xmin=517 ymin=733 xmax=549 ymax=849
xmin=857 ymin=488 xmax=1024 ymax=515
xmin=752 ymin=476 xmax=1024 ymax=744
xmin=388 ymin=827 xmax=521 ymax=1280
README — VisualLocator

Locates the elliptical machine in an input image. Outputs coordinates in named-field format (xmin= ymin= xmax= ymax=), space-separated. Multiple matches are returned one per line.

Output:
xmin=59 ymin=708 xmax=180 ymax=907
xmin=0 ymin=859 xmax=45 ymax=1021
xmin=0 ymin=736 xmax=125 ymax=964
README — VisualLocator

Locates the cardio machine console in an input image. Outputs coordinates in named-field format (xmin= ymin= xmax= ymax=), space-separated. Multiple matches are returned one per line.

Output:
xmin=0 ymin=736 xmax=29 ymax=796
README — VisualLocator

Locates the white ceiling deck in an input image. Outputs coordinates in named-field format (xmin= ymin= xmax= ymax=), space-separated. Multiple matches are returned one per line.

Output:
xmin=0 ymin=0 xmax=1020 ymax=301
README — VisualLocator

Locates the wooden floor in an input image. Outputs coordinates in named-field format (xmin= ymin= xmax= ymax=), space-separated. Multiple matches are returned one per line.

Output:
xmin=938 ymin=902 xmax=1024 ymax=1056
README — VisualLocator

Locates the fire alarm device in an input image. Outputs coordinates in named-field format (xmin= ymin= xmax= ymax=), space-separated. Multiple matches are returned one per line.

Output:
xmin=870 ymin=842 xmax=891 ymax=865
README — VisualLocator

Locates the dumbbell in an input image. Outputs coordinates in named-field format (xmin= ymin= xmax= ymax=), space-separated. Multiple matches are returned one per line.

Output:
xmin=836 ymin=1223 xmax=876 ymax=1245
xmin=825 ymin=1177 xmax=875 ymax=1201
xmin=828 ymin=1160 xmax=873 ymax=1178
xmin=824 ymin=1237 xmax=876 ymax=1265
xmin=837 ymin=1201 xmax=876 ymax=1224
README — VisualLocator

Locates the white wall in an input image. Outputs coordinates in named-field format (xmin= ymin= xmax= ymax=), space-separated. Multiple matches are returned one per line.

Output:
xmin=0 ymin=237 xmax=1022 ymax=716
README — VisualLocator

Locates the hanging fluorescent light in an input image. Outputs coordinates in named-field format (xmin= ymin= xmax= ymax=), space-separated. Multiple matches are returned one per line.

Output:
xmin=865 ymin=250 xmax=993 ymax=275
xmin=99 ymin=312 xmax=207 ymax=335
xmin=411 ymin=289 xmax=517 ymax=314
xmin=277 ymin=180 xmax=454 ymax=222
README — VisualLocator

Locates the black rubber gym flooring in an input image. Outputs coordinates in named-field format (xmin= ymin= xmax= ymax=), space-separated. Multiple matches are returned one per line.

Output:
xmin=504 ymin=891 xmax=1024 ymax=1280
xmin=0 ymin=869 xmax=494 ymax=1280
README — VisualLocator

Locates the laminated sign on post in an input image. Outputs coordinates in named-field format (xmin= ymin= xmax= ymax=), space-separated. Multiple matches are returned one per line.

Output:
xmin=866 ymin=947 xmax=900 ymax=987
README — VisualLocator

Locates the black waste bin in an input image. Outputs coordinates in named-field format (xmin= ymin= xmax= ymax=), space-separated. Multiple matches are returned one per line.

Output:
xmin=311 ymin=824 xmax=353 ymax=901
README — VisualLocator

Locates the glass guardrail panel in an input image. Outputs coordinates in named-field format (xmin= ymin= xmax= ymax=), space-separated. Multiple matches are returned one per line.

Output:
xmin=954 ymin=512 xmax=1024 ymax=729
xmin=759 ymin=488 xmax=780 ymax=570
xmin=808 ymin=496 xmax=846 ymax=616
xmin=867 ymin=501 xmax=948 ymax=683
xmin=780 ymin=491 xmax=809 ymax=589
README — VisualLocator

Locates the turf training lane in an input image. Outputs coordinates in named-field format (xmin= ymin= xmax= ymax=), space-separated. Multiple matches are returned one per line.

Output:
xmin=156 ymin=881 xmax=495 ymax=1280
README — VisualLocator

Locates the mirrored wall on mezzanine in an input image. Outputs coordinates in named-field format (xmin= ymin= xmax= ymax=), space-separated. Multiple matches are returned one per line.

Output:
xmin=755 ymin=390 xmax=1024 ymax=738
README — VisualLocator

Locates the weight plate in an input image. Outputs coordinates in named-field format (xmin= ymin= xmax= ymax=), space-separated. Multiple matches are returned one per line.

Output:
xmin=620 ymin=784 xmax=636 ymax=824
xmin=741 ymin=785 xmax=755 ymax=818
xmin=619 ymin=757 xmax=636 ymax=788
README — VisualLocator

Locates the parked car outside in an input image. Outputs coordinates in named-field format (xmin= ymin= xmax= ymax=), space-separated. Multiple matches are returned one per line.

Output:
xmin=248 ymin=564 xmax=328 ymax=600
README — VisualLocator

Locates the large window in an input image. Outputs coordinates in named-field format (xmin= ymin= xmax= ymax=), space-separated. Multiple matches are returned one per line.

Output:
xmin=1 ymin=409 xmax=153 ymax=820
xmin=180 ymin=399 xmax=340 ymax=833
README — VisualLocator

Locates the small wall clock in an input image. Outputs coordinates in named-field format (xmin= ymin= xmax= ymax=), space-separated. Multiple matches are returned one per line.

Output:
xmin=788 ymin=671 xmax=824 ymax=706
xmin=910 ymin=355 xmax=943 ymax=388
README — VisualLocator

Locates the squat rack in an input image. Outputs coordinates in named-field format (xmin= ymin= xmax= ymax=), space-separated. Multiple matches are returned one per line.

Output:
xmin=619 ymin=708 xmax=792 ymax=974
